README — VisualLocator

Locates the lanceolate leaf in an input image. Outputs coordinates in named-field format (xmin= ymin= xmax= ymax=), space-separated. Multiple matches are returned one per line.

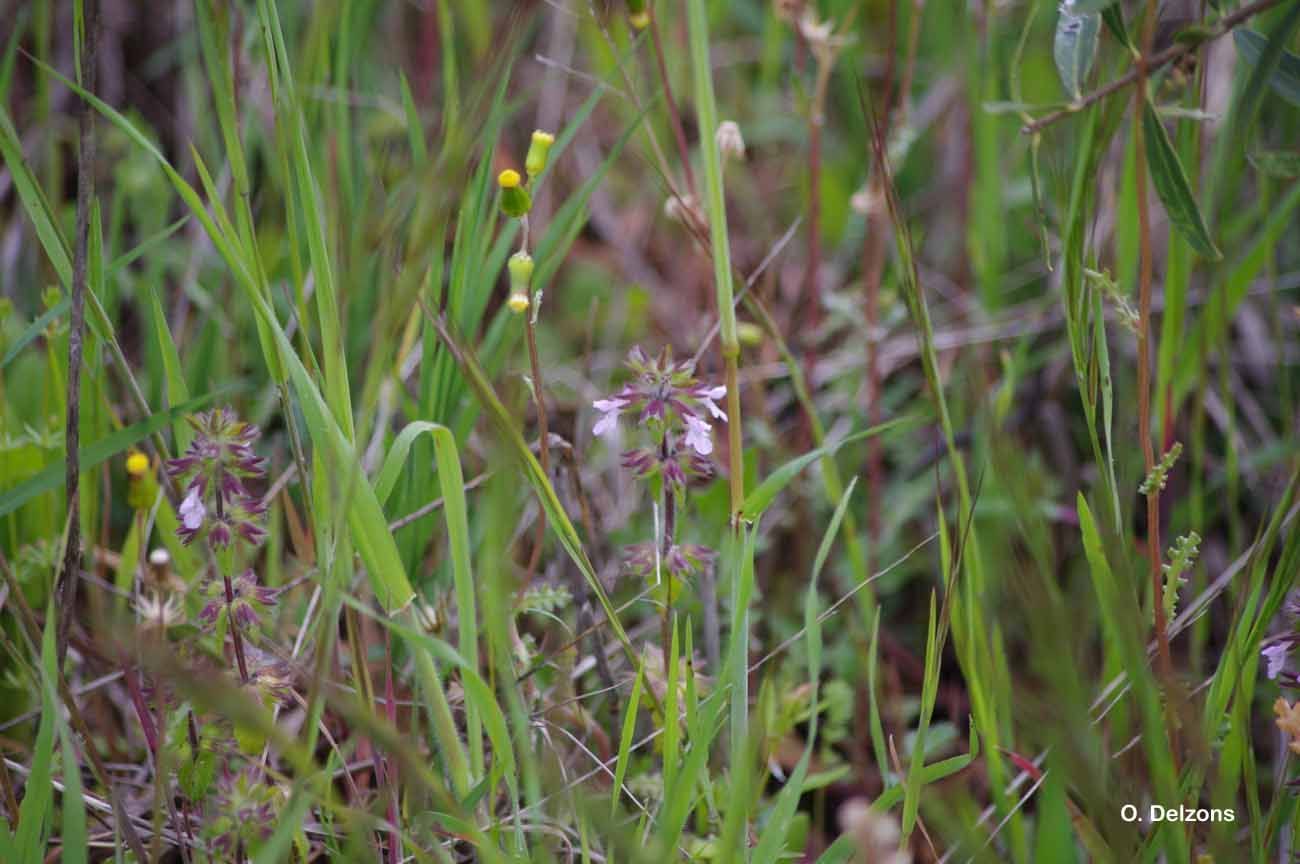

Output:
xmin=1142 ymin=100 xmax=1221 ymax=260
xmin=1054 ymin=7 xmax=1101 ymax=101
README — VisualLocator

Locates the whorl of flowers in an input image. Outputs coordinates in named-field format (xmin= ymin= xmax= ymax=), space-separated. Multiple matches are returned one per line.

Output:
xmin=592 ymin=346 xmax=727 ymax=493
xmin=198 ymin=570 xmax=278 ymax=631
xmin=624 ymin=541 xmax=717 ymax=584
xmin=165 ymin=408 xmax=268 ymax=548
xmin=206 ymin=765 xmax=279 ymax=856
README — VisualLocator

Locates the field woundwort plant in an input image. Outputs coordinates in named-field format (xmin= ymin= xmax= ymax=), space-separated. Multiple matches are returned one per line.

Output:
xmin=1 ymin=0 xmax=1299 ymax=860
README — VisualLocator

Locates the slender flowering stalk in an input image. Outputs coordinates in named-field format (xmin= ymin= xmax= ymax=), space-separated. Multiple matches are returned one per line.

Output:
xmin=166 ymin=409 xmax=269 ymax=684
xmin=499 ymin=135 xmax=558 ymax=585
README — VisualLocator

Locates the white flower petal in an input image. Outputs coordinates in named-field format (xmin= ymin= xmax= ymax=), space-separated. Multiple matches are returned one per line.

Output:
xmin=593 ymin=412 xmax=619 ymax=438
xmin=684 ymin=416 xmax=713 ymax=455
xmin=179 ymin=488 xmax=206 ymax=530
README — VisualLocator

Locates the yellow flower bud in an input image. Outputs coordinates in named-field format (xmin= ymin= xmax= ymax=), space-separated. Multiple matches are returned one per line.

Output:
xmin=498 ymin=168 xmax=531 ymax=218
xmin=525 ymin=130 xmax=555 ymax=179
xmin=126 ymin=450 xmax=150 ymax=477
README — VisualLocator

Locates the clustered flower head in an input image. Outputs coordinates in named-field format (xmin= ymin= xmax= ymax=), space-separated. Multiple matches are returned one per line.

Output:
xmin=165 ymin=408 xmax=268 ymax=548
xmin=624 ymin=540 xmax=717 ymax=584
xmin=592 ymin=346 xmax=727 ymax=493
xmin=206 ymin=765 xmax=279 ymax=856
xmin=199 ymin=570 xmax=278 ymax=631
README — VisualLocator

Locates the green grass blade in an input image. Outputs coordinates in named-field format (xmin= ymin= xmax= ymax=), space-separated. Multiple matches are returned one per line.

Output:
xmin=0 ymin=390 xmax=225 ymax=519
xmin=610 ymin=662 xmax=645 ymax=817
xmin=740 ymin=417 xmax=914 ymax=521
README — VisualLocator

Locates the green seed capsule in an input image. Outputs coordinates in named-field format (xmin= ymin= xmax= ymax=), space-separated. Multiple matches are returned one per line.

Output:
xmin=627 ymin=0 xmax=649 ymax=29
xmin=525 ymin=130 xmax=555 ymax=179
xmin=509 ymin=250 xmax=535 ymax=292
xmin=498 ymin=169 xmax=532 ymax=218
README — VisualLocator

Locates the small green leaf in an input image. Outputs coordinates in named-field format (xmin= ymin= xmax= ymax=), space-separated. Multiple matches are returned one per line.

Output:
xmin=1054 ymin=9 xmax=1101 ymax=101
xmin=1142 ymin=100 xmax=1221 ymax=260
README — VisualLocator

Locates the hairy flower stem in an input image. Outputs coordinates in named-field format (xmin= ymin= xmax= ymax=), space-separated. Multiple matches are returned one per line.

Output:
xmin=724 ymin=356 xmax=743 ymax=520
xmin=223 ymin=571 xmax=251 ymax=684
xmin=661 ymin=434 xmax=677 ymax=652
xmin=217 ymin=489 xmax=250 ymax=684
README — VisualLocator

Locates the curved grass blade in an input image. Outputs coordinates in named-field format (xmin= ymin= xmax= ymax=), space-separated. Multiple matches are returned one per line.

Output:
xmin=740 ymin=417 xmax=914 ymax=521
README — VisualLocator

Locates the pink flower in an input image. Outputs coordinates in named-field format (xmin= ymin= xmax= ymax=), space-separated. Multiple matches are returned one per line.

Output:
xmin=697 ymin=385 xmax=727 ymax=421
xmin=179 ymin=487 xmax=206 ymax=531
xmin=1265 ymin=642 xmax=1290 ymax=680
xmin=593 ymin=397 xmax=627 ymax=438
xmin=683 ymin=415 xmax=714 ymax=456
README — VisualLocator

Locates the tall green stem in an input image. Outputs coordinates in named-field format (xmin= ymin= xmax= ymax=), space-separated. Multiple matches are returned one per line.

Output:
xmin=686 ymin=0 xmax=742 ymax=521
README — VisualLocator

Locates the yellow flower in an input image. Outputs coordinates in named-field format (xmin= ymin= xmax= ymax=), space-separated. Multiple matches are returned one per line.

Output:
xmin=126 ymin=450 xmax=150 ymax=477
xmin=498 ymin=169 xmax=531 ymax=218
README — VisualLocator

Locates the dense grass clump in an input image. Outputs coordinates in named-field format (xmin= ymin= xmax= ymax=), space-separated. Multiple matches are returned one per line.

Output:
xmin=1 ymin=0 xmax=1299 ymax=860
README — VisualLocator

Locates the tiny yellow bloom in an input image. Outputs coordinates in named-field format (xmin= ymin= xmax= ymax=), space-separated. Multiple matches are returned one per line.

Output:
xmin=507 ymin=292 xmax=530 ymax=314
xmin=126 ymin=450 xmax=150 ymax=477
xmin=498 ymin=169 xmax=531 ymax=218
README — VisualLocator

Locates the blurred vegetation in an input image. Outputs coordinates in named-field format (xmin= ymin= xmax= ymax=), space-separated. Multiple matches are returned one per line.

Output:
xmin=1 ymin=0 xmax=1299 ymax=860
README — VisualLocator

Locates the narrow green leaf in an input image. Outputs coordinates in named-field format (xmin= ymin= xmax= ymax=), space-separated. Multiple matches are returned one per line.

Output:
xmin=752 ymin=479 xmax=855 ymax=864
xmin=42 ymin=604 xmax=86 ymax=864
xmin=1142 ymin=99 xmax=1221 ymax=260
xmin=740 ymin=417 xmax=912 ymax=520
xmin=1229 ymin=3 xmax=1300 ymax=151
xmin=1234 ymin=28 xmax=1300 ymax=108
xmin=611 ymin=663 xmax=645 ymax=817
xmin=16 ymin=608 xmax=57 ymax=859
xmin=1 ymin=297 xmax=69 ymax=371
